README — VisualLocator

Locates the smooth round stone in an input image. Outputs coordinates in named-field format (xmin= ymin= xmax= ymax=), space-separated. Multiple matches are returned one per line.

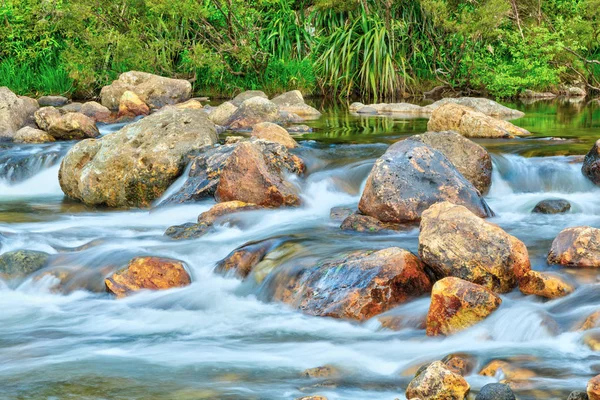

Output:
xmin=532 ymin=198 xmax=571 ymax=214
xmin=475 ymin=383 xmax=516 ymax=400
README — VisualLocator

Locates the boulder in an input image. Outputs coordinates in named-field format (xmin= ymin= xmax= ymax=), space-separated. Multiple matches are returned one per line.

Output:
xmin=252 ymin=122 xmax=297 ymax=148
xmin=215 ymin=140 xmax=304 ymax=207
xmin=100 ymin=71 xmax=192 ymax=110
xmin=589 ymin=376 xmax=600 ymax=400
xmin=271 ymin=90 xmax=304 ymax=107
xmin=547 ymin=226 xmax=600 ymax=267
xmin=419 ymin=202 xmax=530 ymax=293
xmin=518 ymin=270 xmax=574 ymax=299
xmin=271 ymin=247 xmax=432 ymax=321
xmin=303 ymin=365 xmax=340 ymax=379
xmin=340 ymin=213 xmax=401 ymax=233
xmin=117 ymin=90 xmax=150 ymax=119
xmin=80 ymin=101 xmax=112 ymax=123
xmin=520 ymin=90 xmax=556 ymax=99
xmin=532 ymin=199 xmax=571 ymax=214
xmin=582 ymin=139 xmax=600 ymax=185
xmin=330 ymin=206 xmax=354 ymax=221
xmin=349 ymin=102 xmax=365 ymax=112
xmin=105 ymin=256 xmax=191 ymax=298
xmin=0 ymin=250 xmax=50 ymax=279
xmin=568 ymin=391 xmax=589 ymax=400
xmin=175 ymin=99 xmax=203 ymax=109
xmin=405 ymin=360 xmax=470 ymax=400
xmin=59 ymin=107 xmax=218 ymax=207
xmin=215 ymin=238 xmax=283 ymax=278
xmin=231 ymin=90 xmax=268 ymax=107
xmin=358 ymin=140 xmax=492 ymax=223
xmin=61 ymin=102 xmax=82 ymax=113
xmin=13 ymin=127 xmax=55 ymax=144
xmin=407 ymin=131 xmax=492 ymax=193
xmin=357 ymin=106 xmax=377 ymax=114
xmin=208 ymin=101 xmax=238 ymax=126
xmin=475 ymin=383 xmax=516 ymax=400
xmin=227 ymin=97 xmax=280 ymax=130
xmin=423 ymin=97 xmax=525 ymax=118
xmin=34 ymin=107 xmax=99 ymax=140
xmin=426 ymin=277 xmax=502 ymax=336
xmin=427 ymin=103 xmax=530 ymax=138
xmin=0 ymin=87 xmax=39 ymax=139
xmin=38 ymin=95 xmax=68 ymax=107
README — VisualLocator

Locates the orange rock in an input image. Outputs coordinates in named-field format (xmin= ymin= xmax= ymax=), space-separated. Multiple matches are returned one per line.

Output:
xmin=419 ymin=202 xmax=530 ymax=293
xmin=406 ymin=360 xmax=470 ymax=400
xmin=215 ymin=141 xmax=304 ymax=207
xmin=197 ymin=201 xmax=262 ymax=225
xmin=303 ymin=365 xmax=340 ymax=379
xmin=584 ymin=332 xmax=600 ymax=351
xmin=518 ymin=270 xmax=574 ymax=299
xmin=271 ymin=247 xmax=432 ymax=321
xmin=479 ymin=360 xmax=536 ymax=381
xmin=579 ymin=310 xmax=600 ymax=331
xmin=548 ymin=226 xmax=600 ymax=267
xmin=118 ymin=90 xmax=150 ymax=118
xmin=442 ymin=353 xmax=475 ymax=376
xmin=175 ymin=99 xmax=203 ymax=109
xmin=426 ymin=277 xmax=502 ymax=336
xmin=105 ymin=256 xmax=191 ymax=298
xmin=252 ymin=122 xmax=297 ymax=148
xmin=215 ymin=239 xmax=281 ymax=278
xmin=588 ymin=374 xmax=600 ymax=400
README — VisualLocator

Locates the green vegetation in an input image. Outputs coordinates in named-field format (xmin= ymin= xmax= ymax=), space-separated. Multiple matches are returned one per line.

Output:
xmin=0 ymin=0 xmax=598 ymax=99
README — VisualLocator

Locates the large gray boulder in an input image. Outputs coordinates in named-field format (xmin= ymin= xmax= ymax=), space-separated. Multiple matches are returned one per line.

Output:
xmin=0 ymin=87 xmax=39 ymax=140
xmin=231 ymin=90 xmax=268 ymax=107
xmin=227 ymin=97 xmax=280 ymax=130
xmin=34 ymin=107 xmax=99 ymax=140
xmin=423 ymin=97 xmax=525 ymax=119
xmin=59 ymin=107 xmax=218 ymax=208
xmin=272 ymin=90 xmax=321 ymax=118
xmin=100 ymin=71 xmax=192 ymax=110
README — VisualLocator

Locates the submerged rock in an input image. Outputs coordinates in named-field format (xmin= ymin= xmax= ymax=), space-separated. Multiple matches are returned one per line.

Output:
xmin=407 ymin=130 xmax=493 ymax=193
xmin=0 ymin=250 xmax=50 ymax=280
xmin=578 ymin=311 xmax=600 ymax=331
xmin=476 ymin=383 xmax=516 ymax=400
xmin=547 ymin=226 xmax=600 ymax=267
xmin=228 ymin=97 xmax=280 ymax=130
xmin=100 ymin=71 xmax=192 ymax=110
xmin=406 ymin=360 xmax=470 ymax=400
xmin=428 ymin=103 xmax=530 ymax=138
xmin=105 ymin=256 xmax=191 ymax=298
xmin=424 ymin=97 xmax=525 ymax=118
xmin=532 ymin=199 xmax=571 ymax=214
xmin=271 ymin=247 xmax=432 ymax=321
xmin=479 ymin=360 xmax=536 ymax=381
xmin=34 ymin=107 xmax=99 ymax=140
xmin=426 ymin=277 xmax=502 ymax=336
xmin=419 ymin=202 xmax=530 ymax=293
xmin=59 ymin=107 xmax=218 ymax=207
xmin=518 ymin=270 xmax=574 ymax=299
xmin=252 ymin=122 xmax=297 ymax=148
xmin=215 ymin=140 xmax=304 ymax=207
xmin=0 ymin=87 xmax=39 ymax=139
xmin=215 ymin=238 xmax=283 ymax=278
xmin=329 ymin=206 xmax=354 ymax=221
xmin=358 ymin=140 xmax=492 ymax=223
xmin=340 ymin=213 xmax=402 ymax=233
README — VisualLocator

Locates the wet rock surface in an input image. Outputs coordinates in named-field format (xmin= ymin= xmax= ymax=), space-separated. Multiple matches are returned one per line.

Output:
xmin=475 ymin=383 xmax=516 ymax=400
xmin=532 ymin=198 xmax=571 ymax=214
xmin=252 ymin=122 xmax=297 ymax=148
xmin=405 ymin=360 xmax=470 ymax=400
xmin=34 ymin=107 xmax=99 ymax=140
xmin=583 ymin=139 xmax=600 ymax=185
xmin=0 ymin=250 xmax=50 ymax=280
xmin=548 ymin=226 xmax=600 ymax=267
xmin=518 ymin=270 xmax=574 ymax=299
xmin=340 ymin=213 xmax=402 ymax=233
xmin=358 ymin=140 xmax=492 ymax=223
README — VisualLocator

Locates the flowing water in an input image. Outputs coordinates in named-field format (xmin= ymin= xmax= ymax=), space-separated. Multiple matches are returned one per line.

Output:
xmin=1 ymin=98 xmax=600 ymax=399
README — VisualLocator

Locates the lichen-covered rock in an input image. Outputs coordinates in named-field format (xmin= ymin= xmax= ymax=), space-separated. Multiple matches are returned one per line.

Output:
xmin=208 ymin=101 xmax=238 ymax=126
xmin=583 ymin=139 xmax=600 ymax=185
xmin=117 ymin=90 xmax=150 ymax=119
xmin=227 ymin=97 xmax=280 ymax=130
xmin=358 ymin=140 xmax=492 ymax=223
xmin=105 ymin=256 xmax=191 ymax=298
xmin=0 ymin=250 xmax=50 ymax=279
xmin=13 ymin=127 xmax=55 ymax=143
xmin=590 ymin=376 xmax=600 ymax=400
xmin=423 ymin=97 xmax=525 ymax=118
xmin=34 ymin=107 xmax=99 ymax=140
xmin=426 ymin=277 xmax=502 ymax=336
xmin=406 ymin=360 xmax=470 ymax=400
xmin=100 ymin=71 xmax=192 ymax=110
xmin=231 ymin=90 xmax=268 ymax=107
xmin=38 ymin=95 xmax=68 ymax=107
xmin=252 ymin=122 xmax=297 ymax=148
xmin=475 ymin=383 xmax=516 ymax=400
xmin=340 ymin=213 xmax=401 ymax=233
xmin=0 ymin=87 xmax=39 ymax=139
xmin=427 ymin=103 xmax=530 ymax=138
xmin=271 ymin=247 xmax=432 ymax=321
xmin=518 ymin=270 xmax=574 ymax=299
xmin=407 ymin=131 xmax=492 ymax=193
xmin=569 ymin=390 xmax=590 ymax=400
xmin=59 ymin=107 xmax=218 ymax=207
xmin=419 ymin=202 xmax=530 ymax=293
xmin=532 ymin=199 xmax=571 ymax=214
xmin=80 ymin=101 xmax=112 ymax=123
xmin=548 ymin=226 xmax=600 ymax=267
xmin=215 ymin=140 xmax=304 ymax=207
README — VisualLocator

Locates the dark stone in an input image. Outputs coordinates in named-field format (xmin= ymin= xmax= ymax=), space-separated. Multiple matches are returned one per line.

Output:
xmin=340 ymin=213 xmax=401 ymax=233
xmin=0 ymin=250 xmax=50 ymax=279
xmin=38 ymin=95 xmax=69 ymax=107
xmin=532 ymin=199 xmax=571 ymax=214
xmin=215 ymin=238 xmax=283 ymax=278
xmin=583 ymin=139 xmax=600 ymax=185
xmin=165 ymin=222 xmax=212 ymax=240
xmin=568 ymin=390 xmax=589 ymax=400
xmin=475 ymin=383 xmax=516 ymax=400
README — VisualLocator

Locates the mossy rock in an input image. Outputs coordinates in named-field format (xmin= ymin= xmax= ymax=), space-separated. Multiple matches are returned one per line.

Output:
xmin=0 ymin=250 xmax=50 ymax=279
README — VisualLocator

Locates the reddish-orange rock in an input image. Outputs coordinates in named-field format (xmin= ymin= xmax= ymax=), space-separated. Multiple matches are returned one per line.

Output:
xmin=442 ymin=353 xmax=475 ymax=376
xmin=105 ymin=256 xmax=191 ymax=298
xmin=252 ymin=122 xmax=297 ymax=148
xmin=406 ymin=360 xmax=470 ymax=400
xmin=518 ymin=270 xmax=574 ymax=299
xmin=547 ymin=226 xmax=600 ymax=267
xmin=479 ymin=360 xmax=536 ymax=381
xmin=215 ymin=141 xmax=305 ymax=207
xmin=426 ymin=277 xmax=502 ymax=336
xmin=419 ymin=202 xmax=530 ymax=293
xmin=270 ymin=247 xmax=432 ymax=321
xmin=589 ymin=375 xmax=600 ymax=400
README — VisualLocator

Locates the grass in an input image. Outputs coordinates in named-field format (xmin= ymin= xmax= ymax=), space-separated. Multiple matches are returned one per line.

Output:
xmin=0 ymin=59 xmax=74 ymax=97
